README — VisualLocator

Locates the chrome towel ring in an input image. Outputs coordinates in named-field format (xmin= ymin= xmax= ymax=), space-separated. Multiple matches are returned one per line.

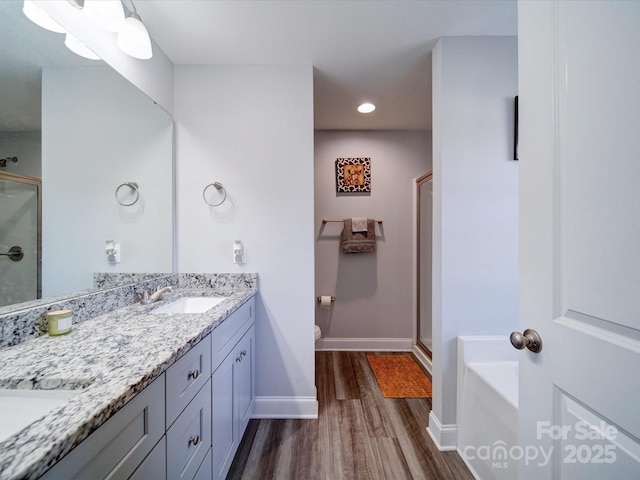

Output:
xmin=115 ymin=182 xmax=140 ymax=206
xmin=203 ymin=182 xmax=227 ymax=206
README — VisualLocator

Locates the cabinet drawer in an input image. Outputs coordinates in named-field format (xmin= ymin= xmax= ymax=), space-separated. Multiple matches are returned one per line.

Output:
xmin=129 ymin=436 xmax=166 ymax=480
xmin=211 ymin=297 xmax=254 ymax=372
xmin=40 ymin=375 xmax=165 ymax=480
xmin=193 ymin=447 xmax=212 ymax=480
xmin=167 ymin=378 xmax=212 ymax=480
xmin=166 ymin=334 xmax=212 ymax=427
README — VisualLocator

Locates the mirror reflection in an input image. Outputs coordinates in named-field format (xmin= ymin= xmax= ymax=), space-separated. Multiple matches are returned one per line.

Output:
xmin=0 ymin=1 xmax=173 ymax=310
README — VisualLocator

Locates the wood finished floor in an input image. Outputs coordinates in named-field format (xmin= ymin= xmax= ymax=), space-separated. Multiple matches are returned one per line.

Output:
xmin=227 ymin=351 xmax=473 ymax=480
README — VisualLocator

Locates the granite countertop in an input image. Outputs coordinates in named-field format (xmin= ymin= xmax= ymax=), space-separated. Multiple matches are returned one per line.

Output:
xmin=0 ymin=287 xmax=257 ymax=480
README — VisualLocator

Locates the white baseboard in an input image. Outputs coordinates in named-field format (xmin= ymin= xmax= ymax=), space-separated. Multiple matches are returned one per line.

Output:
xmin=457 ymin=448 xmax=481 ymax=480
xmin=426 ymin=411 xmax=457 ymax=451
xmin=315 ymin=337 xmax=412 ymax=351
xmin=252 ymin=396 xmax=318 ymax=419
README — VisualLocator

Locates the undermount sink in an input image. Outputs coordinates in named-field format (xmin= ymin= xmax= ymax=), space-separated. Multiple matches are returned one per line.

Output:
xmin=151 ymin=296 xmax=227 ymax=314
xmin=0 ymin=389 xmax=78 ymax=443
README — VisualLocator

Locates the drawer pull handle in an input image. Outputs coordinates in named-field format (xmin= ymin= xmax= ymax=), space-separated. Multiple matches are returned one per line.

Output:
xmin=241 ymin=349 xmax=247 ymax=357
xmin=187 ymin=370 xmax=200 ymax=380
xmin=236 ymin=355 xmax=242 ymax=363
xmin=188 ymin=435 xmax=200 ymax=447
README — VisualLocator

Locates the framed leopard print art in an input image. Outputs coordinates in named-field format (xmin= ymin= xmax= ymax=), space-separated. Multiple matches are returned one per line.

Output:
xmin=335 ymin=157 xmax=371 ymax=193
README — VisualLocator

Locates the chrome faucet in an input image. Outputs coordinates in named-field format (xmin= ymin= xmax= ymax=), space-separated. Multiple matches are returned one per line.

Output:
xmin=139 ymin=286 xmax=173 ymax=305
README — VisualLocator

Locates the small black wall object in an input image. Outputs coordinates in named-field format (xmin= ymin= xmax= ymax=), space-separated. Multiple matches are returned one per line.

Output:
xmin=514 ymin=95 xmax=519 ymax=161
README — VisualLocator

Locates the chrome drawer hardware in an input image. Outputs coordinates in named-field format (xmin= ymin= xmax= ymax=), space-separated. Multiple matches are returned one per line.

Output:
xmin=188 ymin=435 xmax=200 ymax=447
xmin=187 ymin=370 xmax=200 ymax=380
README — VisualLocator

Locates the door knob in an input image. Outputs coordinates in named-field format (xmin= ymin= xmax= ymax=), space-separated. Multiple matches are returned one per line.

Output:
xmin=510 ymin=328 xmax=542 ymax=353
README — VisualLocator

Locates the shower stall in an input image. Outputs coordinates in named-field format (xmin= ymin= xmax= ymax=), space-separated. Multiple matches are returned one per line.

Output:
xmin=416 ymin=171 xmax=433 ymax=355
xmin=0 ymin=171 xmax=41 ymax=307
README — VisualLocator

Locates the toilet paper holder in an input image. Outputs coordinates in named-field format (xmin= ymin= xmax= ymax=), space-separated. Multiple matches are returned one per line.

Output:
xmin=317 ymin=296 xmax=336 ymax=303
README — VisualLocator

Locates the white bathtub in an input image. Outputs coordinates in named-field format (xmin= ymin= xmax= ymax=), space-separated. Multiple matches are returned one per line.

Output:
xmin=457 ymin=336 xmax=519 ymax=480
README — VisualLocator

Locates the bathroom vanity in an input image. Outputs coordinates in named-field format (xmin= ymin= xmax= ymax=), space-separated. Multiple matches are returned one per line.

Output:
xmin=0 ymin=274 xmax=257 ymax=480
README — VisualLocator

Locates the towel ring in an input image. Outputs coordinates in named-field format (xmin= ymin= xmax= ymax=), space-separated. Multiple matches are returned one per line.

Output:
xmin=203 ymin=182 xmax=227 ymax=206
xmin=115 ymin=182 xmax=139 ymax=206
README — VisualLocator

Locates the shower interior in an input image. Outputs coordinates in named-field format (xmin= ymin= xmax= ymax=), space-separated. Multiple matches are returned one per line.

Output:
xmin=0 ymin=170 xmax=41 ymax=307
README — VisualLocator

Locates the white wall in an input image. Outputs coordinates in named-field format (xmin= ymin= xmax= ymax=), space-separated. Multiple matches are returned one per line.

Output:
xmin=174 ymin=66 xmax=316 ymax=417
xmin=314 ymin=130 xmax=431 ymax=350
xmin=42 ymin=66 xmax=173 ymax=297
xmin=429 ymin=36 xmax=518 ymax=449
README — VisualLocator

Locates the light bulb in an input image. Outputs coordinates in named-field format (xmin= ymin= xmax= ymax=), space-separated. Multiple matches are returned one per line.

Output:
xmin=357 ymin=103 xmax=376 ymax=114
xmin=117 ymin=13 xmax=153 ymax=60
xmin=23 ymin=0 xmax=67 ymax=33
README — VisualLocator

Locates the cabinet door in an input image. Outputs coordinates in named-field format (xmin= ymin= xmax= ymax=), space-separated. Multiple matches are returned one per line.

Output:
xmin=234 ymin=325 xmax=255 ymax=437
xmin=40 ymin=376 xmax=165 ymax=480
xmin=211 ymin=355 xmax=235 ymax=480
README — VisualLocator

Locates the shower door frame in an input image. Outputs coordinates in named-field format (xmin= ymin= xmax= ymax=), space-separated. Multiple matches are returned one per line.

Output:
xmin=0 ymin=171 xmax=42 ymax=300
xmin=415 ymin=171 xmax=433 ymax=359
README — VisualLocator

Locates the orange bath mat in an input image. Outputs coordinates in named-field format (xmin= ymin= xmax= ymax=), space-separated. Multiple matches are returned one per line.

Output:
xmin=367 ymin=354 xmax=432 ymax=398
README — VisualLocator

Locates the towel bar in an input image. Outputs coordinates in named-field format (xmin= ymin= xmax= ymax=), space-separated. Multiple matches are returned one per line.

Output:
xmin=322 ymin=219 xmax=382 ymax=224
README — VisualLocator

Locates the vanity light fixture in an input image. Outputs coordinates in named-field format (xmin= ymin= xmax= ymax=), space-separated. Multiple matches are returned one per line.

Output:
xmin=22 ymin=0 xmax=67 ymax=33
xmin=64 ymin=32 xmax=101 ymax=60
xmin=22 ymin=0 xmax=153 ymax=61
xmin=117 ymin=1 xmax=153 ymax=60
xmin=357 ymin=103 xmax=376 ymax=114
xmin=83 ymin=0 xmax=125 ymax=33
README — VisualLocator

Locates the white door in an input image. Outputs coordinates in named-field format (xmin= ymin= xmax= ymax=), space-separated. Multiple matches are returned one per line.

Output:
xmin=518 ymin=1 xmax=640 ymax=479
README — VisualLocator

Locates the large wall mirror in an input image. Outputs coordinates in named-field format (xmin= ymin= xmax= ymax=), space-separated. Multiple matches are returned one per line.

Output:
xmin=0 ymin=1 xmax=173 ymax=310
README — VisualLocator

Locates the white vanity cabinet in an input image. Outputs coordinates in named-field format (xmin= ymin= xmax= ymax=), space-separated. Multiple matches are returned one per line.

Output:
xmin=211 ymin=298 xmax=256 ymax=480
xmin=38 ymin=296 xmax=255 ymax=480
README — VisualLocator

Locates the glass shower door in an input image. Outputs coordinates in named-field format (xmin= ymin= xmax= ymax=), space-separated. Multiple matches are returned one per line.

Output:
xmin=417 ymin=172 xmax=433 ymax=354
xmin=0 ymin=172 xmax=41 ymax=307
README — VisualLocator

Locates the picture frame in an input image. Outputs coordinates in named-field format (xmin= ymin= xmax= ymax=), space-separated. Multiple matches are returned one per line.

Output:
xmin=335 ymin=157 xmax=371 ymax=193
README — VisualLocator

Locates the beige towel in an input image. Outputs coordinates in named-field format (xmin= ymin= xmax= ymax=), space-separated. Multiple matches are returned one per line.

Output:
xmin=352 ymin=217 xmax=368 ymax=232
xmin=341 ymin=218 xmax=376 ymax=253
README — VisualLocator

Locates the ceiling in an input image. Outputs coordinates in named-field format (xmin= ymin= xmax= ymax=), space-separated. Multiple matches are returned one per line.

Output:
xmin=135 ymin=0 xmax=517 ymax=131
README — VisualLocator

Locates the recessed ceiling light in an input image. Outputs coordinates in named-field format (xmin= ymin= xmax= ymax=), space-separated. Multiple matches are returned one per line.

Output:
xmin=357 ymin=103 xmax=376 ymax=114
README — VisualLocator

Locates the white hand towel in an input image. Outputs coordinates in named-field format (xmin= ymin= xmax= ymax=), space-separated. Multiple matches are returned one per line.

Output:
xmin=352 ymin=217 xmax=368 ymax=232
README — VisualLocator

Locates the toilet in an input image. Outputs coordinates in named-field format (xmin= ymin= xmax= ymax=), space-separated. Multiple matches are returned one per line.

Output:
xmin=314 ymin=324 xmax=321 ymax=342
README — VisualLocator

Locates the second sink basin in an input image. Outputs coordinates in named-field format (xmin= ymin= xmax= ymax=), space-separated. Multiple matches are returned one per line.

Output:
xmin=151 ymin=296 xmax=226 ymax=314
xmin=0 ymin=389 xmax=78 ymax=443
